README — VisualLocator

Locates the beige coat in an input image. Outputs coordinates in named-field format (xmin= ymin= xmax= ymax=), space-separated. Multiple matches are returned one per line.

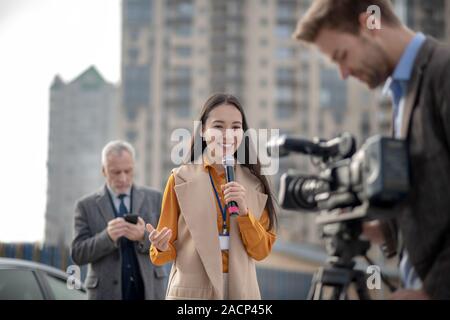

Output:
xmin=165 ymin=163 xmax=268 ymax=299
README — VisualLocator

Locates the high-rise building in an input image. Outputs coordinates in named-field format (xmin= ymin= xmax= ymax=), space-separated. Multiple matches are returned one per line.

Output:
xmin=405 ymin=0 xmax=449 ymax=42
xmin=45 ymin=66 xmax=119 ymax=246
xmin=119 ymin=0 xmax=385 ymax=243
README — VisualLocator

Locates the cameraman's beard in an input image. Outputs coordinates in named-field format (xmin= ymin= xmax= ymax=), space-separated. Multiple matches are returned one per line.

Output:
xmin=360 ymin=39 xmax=392 ymax=89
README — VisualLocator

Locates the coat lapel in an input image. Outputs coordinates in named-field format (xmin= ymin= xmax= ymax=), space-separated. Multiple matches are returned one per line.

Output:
xmin=96 ymin=185 xmax=115 ymax=223
xmin=173 ymin=166 xmax=223 ymax=297
xmin=235 ymin=165 xmax=268 ymax=220
xmin=228 ymin=165 xmax=267 ymax=299
xmin=400 ymin=38 xmax=435 ymax=139
xmin=131 ymin=185 xmax=145 ymax=217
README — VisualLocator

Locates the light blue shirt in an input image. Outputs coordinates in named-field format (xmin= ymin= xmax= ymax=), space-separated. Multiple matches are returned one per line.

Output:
xmin=383 ymin=32 xmax=426 ymax=138
xmin=106 ymin=185 xmax=131 ymax=214
xmin=382 ymin=32 xmax=426 ymax=290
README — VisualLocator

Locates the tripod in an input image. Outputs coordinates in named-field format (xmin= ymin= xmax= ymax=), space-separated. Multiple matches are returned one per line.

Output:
xmin=308 ymin=220 xmax=372 ymax=300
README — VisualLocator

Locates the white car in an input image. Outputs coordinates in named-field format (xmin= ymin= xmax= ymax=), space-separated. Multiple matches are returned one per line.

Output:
xmin=0 ymin=257 xmax=87 ymax=300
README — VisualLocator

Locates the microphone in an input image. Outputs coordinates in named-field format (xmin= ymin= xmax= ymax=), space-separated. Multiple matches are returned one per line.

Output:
xmin=222 ymin=155 xmax=239 ymax=216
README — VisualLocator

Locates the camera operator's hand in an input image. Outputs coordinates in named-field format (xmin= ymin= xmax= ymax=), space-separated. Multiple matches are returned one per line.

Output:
xmin=361 ymin=220 xmax=385 ymax=245
xmin=390 ymin=289 xmax=430 ymax=300
xmin=222 ymin=181 xmax=248 ymax=216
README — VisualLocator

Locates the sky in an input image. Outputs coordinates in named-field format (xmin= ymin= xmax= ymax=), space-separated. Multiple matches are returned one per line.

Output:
xmin=0 ymin=0 xmax=121 ymax=242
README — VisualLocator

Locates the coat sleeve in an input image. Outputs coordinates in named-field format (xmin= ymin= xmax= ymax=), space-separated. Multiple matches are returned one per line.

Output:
xmin=70 ymin=200 xmax=117 ymax=265
xmin=149 ymin=174 xmax=179 ymax=266
xmin=423 ymin=55 xmax=450 ymax=299
xmin=236 ymin=209 xmax=276 ymax=261
xmin=423 ymin=233 xmax=450 ymax=299
xmin=438 ymin=55 xmax=450 ymax=153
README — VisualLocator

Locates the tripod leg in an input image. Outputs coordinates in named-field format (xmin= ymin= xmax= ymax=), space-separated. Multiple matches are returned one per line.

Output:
xmin=330 ymin=286 xmax=344 ymax=300
xmin=308 ymin=269 xmax=324 ymax=300
xmin=311 ymin=283 xmax=324 ymax=300
xmin=354 ymin=270 xmax=371 ymax=300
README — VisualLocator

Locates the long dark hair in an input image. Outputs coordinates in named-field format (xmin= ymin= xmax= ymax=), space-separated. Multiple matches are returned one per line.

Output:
xmin=187 ymin=93 xmax=278 ymax=231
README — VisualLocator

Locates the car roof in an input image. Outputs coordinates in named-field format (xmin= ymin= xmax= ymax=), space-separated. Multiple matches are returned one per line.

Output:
xmin=0 ymin=257 xmax=68 ymax=278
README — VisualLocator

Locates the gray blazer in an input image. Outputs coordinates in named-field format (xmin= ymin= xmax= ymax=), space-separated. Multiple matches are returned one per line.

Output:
xmin=382 ymin=37 xmax=450 ymax=299
xmin=70 ymin=184 xmax=167 ymax=300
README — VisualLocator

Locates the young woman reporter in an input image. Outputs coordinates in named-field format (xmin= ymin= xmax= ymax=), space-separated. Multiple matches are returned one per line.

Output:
xmin=146 ymin=93 xmax=277 ymax=299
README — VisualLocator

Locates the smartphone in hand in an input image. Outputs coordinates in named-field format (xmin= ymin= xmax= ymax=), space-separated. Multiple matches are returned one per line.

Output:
xmin=124 ymin=213 xmax=139 ymax=224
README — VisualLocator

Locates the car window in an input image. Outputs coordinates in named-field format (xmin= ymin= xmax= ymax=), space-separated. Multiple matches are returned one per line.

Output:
xmin=44 ymin=274 xmax=86 ymax=300
xmin=0 ymin=269 xmax=44 ymax=300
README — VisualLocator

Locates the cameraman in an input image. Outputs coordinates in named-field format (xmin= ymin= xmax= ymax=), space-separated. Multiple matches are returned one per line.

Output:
xmin=294 ymin=0 xmax=450 ymax=299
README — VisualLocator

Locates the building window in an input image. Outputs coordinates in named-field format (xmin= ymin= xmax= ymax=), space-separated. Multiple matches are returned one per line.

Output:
xmin=177 ymin=104 xmax=190 ymax=117
xmin=128 ymin=48 xmax=139 ymax=62
xmin=174 ymin=24 xmax=193 ymax=37
xmin=259 ymin=38 xmax=268 ymax=47
xmin=178 ymin=2 xmax=194 ymax=16
xmin=276 ymin=46 xmax=295 ymax=59
xmin=275 ymin=23 xmax=293 ymax=38
xmin=175 ymin=46 xmax=192 ymax=57
xmin=277 ymin=102 xmax=296 ymax=119
xmin=259 ymin=58 xmax=269 ymax=68
xmin=174 ymin=66 xmax=191 ymax=79
xmin=124 ymin=64 xmax=151 ymax=109
xmin=198 ymin=26 xmax=207 ymax=35
xmin=227 ymin=1 xmax=241 ymax=16
xmin=277 ymin=67 xmax=295 ymax=83
xmin=126 ymin=130 xmax=137 ymax=143
xmin=260 ymin=79 xmax=268 ymax=87
xmin=126 ymin=0 xmax=152 ymax=26
xmin=226 ymin=42 xmax=240 ymax=56
xmin=277 ymin=1 xmax=297 ymax=21
xmin=319 ymin=67 xmax=347 ymax=109
xmin=260 ymin=17 xmax=269 ymax=26
xmin=260 ymin=100 xmax=268 ymax=109
xmin=276 ymin=85 xmax=294 ymax=103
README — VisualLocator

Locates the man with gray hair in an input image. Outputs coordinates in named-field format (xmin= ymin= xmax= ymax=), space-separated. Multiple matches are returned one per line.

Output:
xmin=71 ymin=140 xmax=167 ymax=300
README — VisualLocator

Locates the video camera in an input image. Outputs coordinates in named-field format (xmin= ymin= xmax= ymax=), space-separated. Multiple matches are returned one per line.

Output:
xmin=268 ymin=133 xmax=410 ymax=224
xmin=267 ymin=133 xmax=408 ymax=299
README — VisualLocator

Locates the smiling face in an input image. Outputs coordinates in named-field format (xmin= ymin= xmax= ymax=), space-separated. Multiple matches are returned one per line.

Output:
xmin=202 ymin=103 xmax=244 ymax=162
xmin=315 ymin=28 xmax=392 ymax=89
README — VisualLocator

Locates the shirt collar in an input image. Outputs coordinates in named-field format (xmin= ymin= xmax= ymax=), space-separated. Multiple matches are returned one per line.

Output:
xmin=202 ymin=152 xmax=213 ymax=170
xmin=106 ymin=184 xmax=132 ymax=199
xmin=382 ymin=32 xmax=426 ymax=96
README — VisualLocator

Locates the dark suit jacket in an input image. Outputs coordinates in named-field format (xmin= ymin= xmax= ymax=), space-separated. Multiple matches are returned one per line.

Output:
xmin=70 ymin=184 xmax=167 ymax=300
xmin=383 ymin=37 xmax=450 ymax=299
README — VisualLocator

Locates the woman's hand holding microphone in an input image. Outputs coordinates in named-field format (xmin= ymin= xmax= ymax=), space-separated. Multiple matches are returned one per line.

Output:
xmin=222 ymin=181 xmax=248 ymax=216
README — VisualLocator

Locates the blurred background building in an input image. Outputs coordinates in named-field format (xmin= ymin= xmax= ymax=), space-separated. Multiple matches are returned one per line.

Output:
xmin=44 ymin=66 xmax=119 ymax=246
xmin=119 ymin=0 xmax=390 ymax=245
xmin=404 ymin=0 xmax=450 ymax=43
